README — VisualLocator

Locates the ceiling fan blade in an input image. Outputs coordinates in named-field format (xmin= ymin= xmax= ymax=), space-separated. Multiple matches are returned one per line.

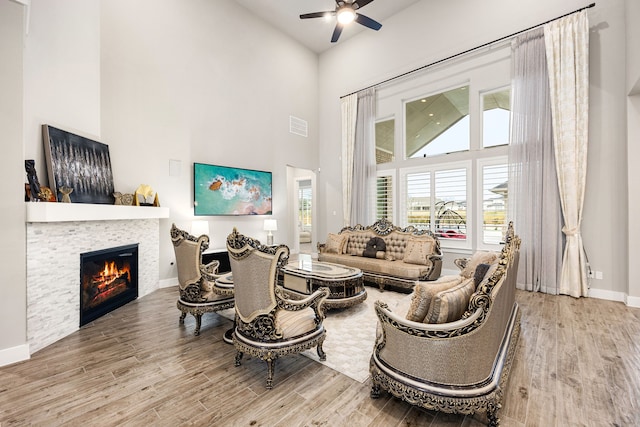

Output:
xmin=355 ymin=13 xmax=382 ymax=31
xmin=300 ymin=11 xmax=335 ymax=19
xmin=353 ymin=0 xmax=375 ymax=9
xmin=331 ymin=23 xmax=344 ymax=43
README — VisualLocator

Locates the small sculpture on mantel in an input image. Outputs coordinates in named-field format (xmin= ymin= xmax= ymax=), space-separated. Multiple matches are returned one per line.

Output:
xmin=134 ymin=184 xmax=160 ymax=207
xmin=59 ymin=186 xmax=73 ymax=203
xmin=113 ymin=192 xmax=134 ymax=206
xmin=24 ymin=159 xmax=42 ymax=202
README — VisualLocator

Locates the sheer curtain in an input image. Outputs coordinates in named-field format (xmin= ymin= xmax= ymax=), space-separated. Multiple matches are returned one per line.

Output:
xmin=508 ymin=28 xmax=563 ymax=294
xmin=544 ymin=11 xmax=590 ymax=297
xmin=341 ymin=93 xmax=357 ymax=227
xmin=350 ymin=88 xmax=376 ymax=226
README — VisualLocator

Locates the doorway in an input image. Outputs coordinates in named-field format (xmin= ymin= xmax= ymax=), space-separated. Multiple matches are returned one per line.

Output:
xmin=297 ymin=178 xmax=313 ymax=254
xmin=287 ymin=166 xmax=316 ymax=256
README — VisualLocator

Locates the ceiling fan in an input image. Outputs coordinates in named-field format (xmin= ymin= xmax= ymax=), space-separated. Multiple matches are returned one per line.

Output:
xmin=300 ymin=0 xmax=382 ymax=43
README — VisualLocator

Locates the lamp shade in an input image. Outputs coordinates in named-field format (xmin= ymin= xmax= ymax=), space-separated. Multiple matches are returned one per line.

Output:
xmin=263 ymin=219 xmax=278 ymax=232
xmin=190 ymin=220 xmax=210 ymax=237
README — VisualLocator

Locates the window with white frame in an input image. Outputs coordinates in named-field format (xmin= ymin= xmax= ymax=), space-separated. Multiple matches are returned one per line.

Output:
xmin=375 ymin=172 xmax=394 ymax=222
xmin=374 ymin=47 xmax=511 ymax=250
xmin=401 ymin=163 xmax=469 ymax=244
xmin=478 ymin=159 xmax=508 ymax=245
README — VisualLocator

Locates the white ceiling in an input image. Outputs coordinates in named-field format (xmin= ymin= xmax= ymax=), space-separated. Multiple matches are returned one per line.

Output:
xmin=232 ymin=0 xmax=421 ymax=54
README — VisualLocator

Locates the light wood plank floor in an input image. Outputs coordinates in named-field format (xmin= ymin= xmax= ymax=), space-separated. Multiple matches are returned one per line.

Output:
xmin=1 ymin=287 xmax=639 ymax=426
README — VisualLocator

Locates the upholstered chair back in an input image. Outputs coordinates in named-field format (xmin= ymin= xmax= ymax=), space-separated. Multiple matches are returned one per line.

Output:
xmin=171 ymin=224 xmax=209 ymax=291
xmin=173 ymin=236 xmax=206 ymax=290
xmin=226 ymin=228 xmax=289 ymax=323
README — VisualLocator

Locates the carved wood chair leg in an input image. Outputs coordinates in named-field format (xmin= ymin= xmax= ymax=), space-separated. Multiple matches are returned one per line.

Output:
xmin=266 ymin=359 xmax=275 ymax=390
xmin=486 ymin=405 xmax=499 ymax=427
xmin=194 ymin=314 xmax=202 ymax=336
xmin=179 ymin=311 xmax=186 ymax=324
xmin=235 ymin=351 xmax=243 ymax=367
xmin=317 ymin=337 xmax=326 ymax=361
xmin=370 ymin=383 xmax=381 ymax=398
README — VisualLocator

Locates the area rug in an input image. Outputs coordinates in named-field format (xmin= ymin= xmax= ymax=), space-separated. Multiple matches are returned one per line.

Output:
xmin=302 ymin=287 xmax=406 ymax=383
xmin=219 ymin=287 xmax=407 ymax=383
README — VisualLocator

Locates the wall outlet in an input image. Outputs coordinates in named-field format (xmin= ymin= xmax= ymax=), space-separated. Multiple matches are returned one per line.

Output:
xmin=595 ymin=271 xmax=603 ymax=280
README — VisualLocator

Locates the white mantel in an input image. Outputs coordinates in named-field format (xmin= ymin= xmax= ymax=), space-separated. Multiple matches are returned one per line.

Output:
xmin=26 ymin=202 xmax=169 ymax=223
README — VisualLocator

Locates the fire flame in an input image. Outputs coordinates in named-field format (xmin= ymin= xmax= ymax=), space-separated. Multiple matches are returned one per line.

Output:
xmin=94 ymin=261 xmax=128 ymax=289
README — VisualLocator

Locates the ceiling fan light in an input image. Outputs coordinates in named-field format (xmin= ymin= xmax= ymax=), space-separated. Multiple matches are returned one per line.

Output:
xmin=337 ymin=8 xmax=356 ymax=24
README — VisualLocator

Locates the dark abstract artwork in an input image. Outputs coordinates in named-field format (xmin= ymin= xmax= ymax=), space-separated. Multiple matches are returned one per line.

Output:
xmin=42 ymin=125 xmax=115 ymax=204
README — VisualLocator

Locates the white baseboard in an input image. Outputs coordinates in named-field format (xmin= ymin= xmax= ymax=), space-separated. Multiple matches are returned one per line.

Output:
xmin=159 ymin=278 xmax=177 ymax=289
xmin=590 ymin=287 xmax=640 ymax=308
xmin=588 ymin=287 xmax=631 ymax=305
xmin=625 ymin=294 xmax=640 ymax=308
xmin=0 ymin=343 xmax=30 ymax=367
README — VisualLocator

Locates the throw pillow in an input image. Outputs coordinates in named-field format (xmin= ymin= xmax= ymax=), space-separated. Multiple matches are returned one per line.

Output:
xmin=423 ymin=277 xmax=476 ymax=324
xmin=363 ymin=237 xmax=386 ymax=258
xmin=403 ymin=237 xmax=434 ymax=265
xmin=473 ymin=263 xmax=491 ymax=288
xmin=325 ymin=233 xmax=346 ymax=254
xmin=405 ymin=276 xmax=462 ymax=322
xmin=460 ymin=251 xmax=499 ymax=278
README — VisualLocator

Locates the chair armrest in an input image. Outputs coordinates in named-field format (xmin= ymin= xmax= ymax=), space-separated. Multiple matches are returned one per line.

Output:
xmin=375 ymin=300 xmax=482 ymax=336
xmin=454 ymin=258 xmax=469 ymax=271
xmin=275 ymin=286 xmax=330 ymax=322
xmin=317 ymin=242 xmax=327 ymax=253
xmin=200 ymin=260 xmax=220 ymax=280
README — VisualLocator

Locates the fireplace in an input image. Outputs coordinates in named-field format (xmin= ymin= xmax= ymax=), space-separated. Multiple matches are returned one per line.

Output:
xmin=80 ymin=243 xmax=139 ymax=326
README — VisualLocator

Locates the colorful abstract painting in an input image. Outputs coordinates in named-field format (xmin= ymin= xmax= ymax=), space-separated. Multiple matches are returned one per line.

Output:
xmin=194 ymin=163 xmax=272 ymax=216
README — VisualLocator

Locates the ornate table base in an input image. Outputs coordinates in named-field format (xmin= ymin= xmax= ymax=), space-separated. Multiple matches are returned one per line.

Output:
xmin=279 ymin=259 xmax=366 ymax=309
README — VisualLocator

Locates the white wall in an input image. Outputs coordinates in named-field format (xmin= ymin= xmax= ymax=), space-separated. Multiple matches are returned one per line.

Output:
xmin=0 ymin=0 xmax=29 ymax=365
xmin=626 ymin=0 xmax=640 ymax=304
xmin=317 ymin=0 xmax=632 ymax=299
xmin=100 ymin=0 xmax=319 ymax=282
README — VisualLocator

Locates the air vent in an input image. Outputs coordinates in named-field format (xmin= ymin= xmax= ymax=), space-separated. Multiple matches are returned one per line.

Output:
xmin=289 ymin=116 xmax=308 ymax=138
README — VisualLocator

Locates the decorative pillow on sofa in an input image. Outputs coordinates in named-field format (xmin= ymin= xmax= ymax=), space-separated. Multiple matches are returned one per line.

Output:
xmin=326 ymin=233 xmax=348 ymax=254
xmin=423 ymin=277 xmax=476 ymax=324
xmin=363 ymin=237 xmax=386 ymax=258
xmin=405 ymin=276 xmax=463 ymax=322
xmin=460 ymin=251 xmax=499 ymax=278
xmin=403 ymin=237 xmax=434 ymax=266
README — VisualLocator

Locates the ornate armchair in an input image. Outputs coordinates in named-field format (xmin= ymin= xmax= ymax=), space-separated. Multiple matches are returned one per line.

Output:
xmin=226 ymin=228 xmax=329 ymax=389
xmin=170 ymin=224 xmax=234 ymax=336
xmin=370 ymin=222 xmax=521 ymax=426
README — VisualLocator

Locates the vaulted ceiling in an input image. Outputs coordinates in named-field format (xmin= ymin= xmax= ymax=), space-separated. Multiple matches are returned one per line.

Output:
xmin=231 ymin=0 xmax=421 ymax=53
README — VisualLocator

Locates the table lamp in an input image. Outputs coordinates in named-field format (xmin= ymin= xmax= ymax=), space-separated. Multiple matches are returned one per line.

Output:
xmin=264 ymin=219 xmax=277 ymax=245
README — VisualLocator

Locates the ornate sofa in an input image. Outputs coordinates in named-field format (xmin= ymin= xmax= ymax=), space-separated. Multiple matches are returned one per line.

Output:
xmin=318 ymin=218 xmax=442 ymax=292
xmin=369 ymin=222 xmax=521 ymax=426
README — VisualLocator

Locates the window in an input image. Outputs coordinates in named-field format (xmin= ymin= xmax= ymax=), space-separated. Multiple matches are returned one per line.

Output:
xmin=482 ymin=88 xmax=511 ymax=148
xmin=406 ymin=85 xmax=470 ymax=159
xmin=375 ymin=119 xmax=395 ymax=164
xmin=404 ymin=171 xmax=430 ymax=228
xmin=298 ymin=181 xmax=312 ymax=231
xmin=402 ymin=164 xmax=469 ymax=243
xmin=480 ymin=162 xmax=508 ymax=245
xmin=375 ymin=47 xmax=511 ymax=250
xmin=434 ymin=168 xmax=467 ymax=240
xmin=376 ymin=173 xmax=394 ymax=222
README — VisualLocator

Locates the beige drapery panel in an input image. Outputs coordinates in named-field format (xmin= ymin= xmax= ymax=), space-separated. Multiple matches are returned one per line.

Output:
xmin=544 ymin=10 xmax=590 ymax=297
xmin=341 ymin=94 xmax=357 ymax=227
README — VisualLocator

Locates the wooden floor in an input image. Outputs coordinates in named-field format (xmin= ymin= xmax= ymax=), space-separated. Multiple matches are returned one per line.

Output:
xmin=1 ymin=287 xmax=639 ymax=426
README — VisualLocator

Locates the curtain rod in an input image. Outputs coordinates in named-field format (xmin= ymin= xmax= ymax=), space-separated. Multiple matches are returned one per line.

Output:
xmin=340 ymin=2 xmax=595 ymax=99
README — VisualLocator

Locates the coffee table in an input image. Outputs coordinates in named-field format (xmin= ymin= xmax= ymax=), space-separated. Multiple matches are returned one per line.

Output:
xmin=279 ymin=258 xmax=366 ymax=309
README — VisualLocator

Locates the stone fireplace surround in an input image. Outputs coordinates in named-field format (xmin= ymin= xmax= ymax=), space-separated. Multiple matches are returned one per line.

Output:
xmin=26 ymin=203 xmax=169 ymax=354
